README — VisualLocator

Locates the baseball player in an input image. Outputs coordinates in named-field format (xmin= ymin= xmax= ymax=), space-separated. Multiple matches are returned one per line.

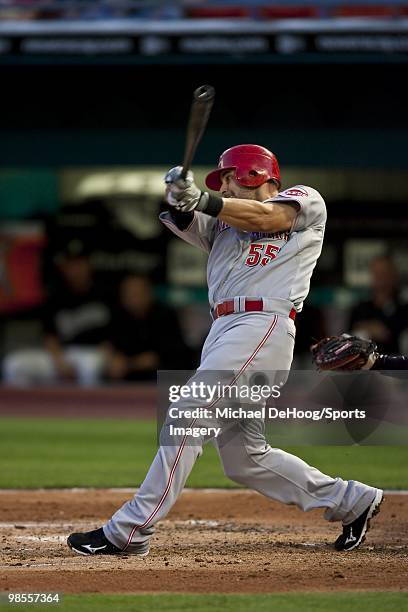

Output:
xmin=68 ymin=144 xmax=383 ymax=557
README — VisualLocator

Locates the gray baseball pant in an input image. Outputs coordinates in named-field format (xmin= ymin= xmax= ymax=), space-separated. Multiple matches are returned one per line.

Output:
xmin=104 ymin=311 xmax=378 ymax=552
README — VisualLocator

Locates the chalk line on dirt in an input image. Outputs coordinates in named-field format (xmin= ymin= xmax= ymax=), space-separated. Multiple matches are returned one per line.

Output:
xmin=0 ymin=488 xmax=407 ymax=494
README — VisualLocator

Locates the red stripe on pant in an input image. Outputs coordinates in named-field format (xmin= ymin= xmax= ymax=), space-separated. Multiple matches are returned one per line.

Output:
xmin=123 ymin=314 xmax=279 ymax=550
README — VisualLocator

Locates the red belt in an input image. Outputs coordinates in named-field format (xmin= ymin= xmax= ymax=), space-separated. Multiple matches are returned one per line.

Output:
xmin=213 ymin=299 xmax=296 ymax=321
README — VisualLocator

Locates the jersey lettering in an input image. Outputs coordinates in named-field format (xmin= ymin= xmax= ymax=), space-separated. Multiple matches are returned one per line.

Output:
xmin=216 ymin=220 xmax=231 ymax=235
xmin=281 ymin=187 xmax=309 ymax=198
xmin=245 ymin=243 xmax=280 ymax=267
xmin=250 ymin=230 xmax=289 ymax=241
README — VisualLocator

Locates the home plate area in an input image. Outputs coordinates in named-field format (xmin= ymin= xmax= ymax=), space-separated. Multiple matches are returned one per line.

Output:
xmin=0 ymin=489 xmax=407 ymax=593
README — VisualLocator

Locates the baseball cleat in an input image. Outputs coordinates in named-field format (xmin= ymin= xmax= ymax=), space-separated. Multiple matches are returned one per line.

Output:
xmin=334 ymin=489 xmax=384 ymax=552
xmin=67 ymin=527 xmax=149 ymax=557
xmin=67 ymin=528 xmax=122 ymax=556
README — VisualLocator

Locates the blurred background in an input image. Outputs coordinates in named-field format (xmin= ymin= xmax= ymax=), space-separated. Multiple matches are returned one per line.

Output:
xmin=1 ymin=0 xmax=408 ymax=388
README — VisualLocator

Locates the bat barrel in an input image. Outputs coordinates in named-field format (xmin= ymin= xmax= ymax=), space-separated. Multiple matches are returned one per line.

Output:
xmin=194 ymin=84 xmax=215 ymax=102
xmin=181 ymin=84 xmax=215 ymax=179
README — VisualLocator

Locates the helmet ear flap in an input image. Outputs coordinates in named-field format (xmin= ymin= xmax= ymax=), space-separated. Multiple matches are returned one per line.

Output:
xmin=235 ymin=164 xmax=270 ymax=188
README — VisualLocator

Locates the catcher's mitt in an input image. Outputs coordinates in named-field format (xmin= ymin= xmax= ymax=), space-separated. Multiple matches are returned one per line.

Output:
xmin=311 ymin=334 xmax=378 ymax=371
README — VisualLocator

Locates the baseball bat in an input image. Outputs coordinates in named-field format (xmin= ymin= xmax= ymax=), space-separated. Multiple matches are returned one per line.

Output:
xmin=180 ymin=84 xmax=215 ymax=180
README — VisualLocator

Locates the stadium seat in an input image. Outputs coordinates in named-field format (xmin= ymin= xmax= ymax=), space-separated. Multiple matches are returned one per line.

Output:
xmin=260 ymin=6 xmax=318 ymax=19
xmin=335 ymin=5 xmax=396 ymax=18
xmin=185 ymin=6 xmax=250 ymax=19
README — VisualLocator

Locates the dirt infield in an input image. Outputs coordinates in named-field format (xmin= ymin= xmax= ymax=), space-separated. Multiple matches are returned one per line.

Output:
xmin=0 ymin=489 xmax=407 ymax=593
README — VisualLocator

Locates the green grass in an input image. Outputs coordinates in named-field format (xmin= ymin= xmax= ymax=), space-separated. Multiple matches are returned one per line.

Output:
xmin=0 ymin=417 xmax=407 ymax=489
xmin=2 ymin=593 xmax=408 ymax=612
xmin=0 ymin=418 xmax=228 ymax=489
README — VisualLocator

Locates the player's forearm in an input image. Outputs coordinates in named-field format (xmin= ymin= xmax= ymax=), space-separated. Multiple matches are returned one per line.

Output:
xmin=372 ymin=354 xmax=408 ymax=370
xmin=218 ymin=199 xmax=293 ymax=232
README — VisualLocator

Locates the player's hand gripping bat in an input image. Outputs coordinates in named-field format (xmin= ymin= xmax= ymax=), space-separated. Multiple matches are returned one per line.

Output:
xmin=165 ymin=84 xmax=219 ymax=215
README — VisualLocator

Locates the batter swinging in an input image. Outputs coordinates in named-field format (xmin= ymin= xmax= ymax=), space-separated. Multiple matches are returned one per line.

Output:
xmin=68 ymin=144 xmax=383 ymax=556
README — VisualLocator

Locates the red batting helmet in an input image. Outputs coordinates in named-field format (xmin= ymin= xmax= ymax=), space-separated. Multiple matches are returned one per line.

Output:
xmin=205 ymin=144 xmax=281 ymax=192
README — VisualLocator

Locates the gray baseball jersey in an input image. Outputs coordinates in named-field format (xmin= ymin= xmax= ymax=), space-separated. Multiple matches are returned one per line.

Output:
xmin=160 ymin=185 xmax=326 ymax=311
xmin=103 ymin=183 xmax=379 ymax=553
